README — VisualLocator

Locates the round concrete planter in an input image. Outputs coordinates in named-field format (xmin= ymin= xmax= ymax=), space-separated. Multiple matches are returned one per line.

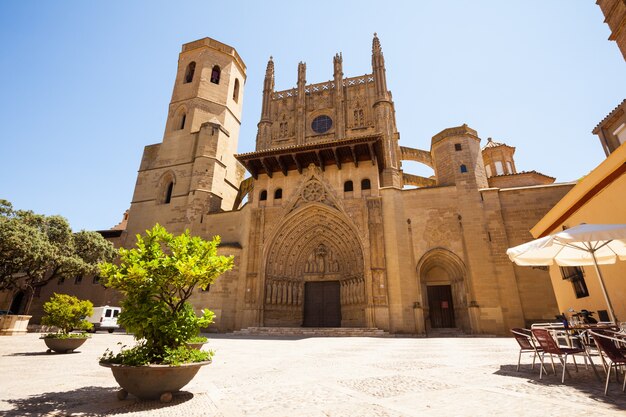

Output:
xmin=100 ymin=360 xmax=211 ymax=402
xmin=42 ymin=336 xmax=88 ymax=353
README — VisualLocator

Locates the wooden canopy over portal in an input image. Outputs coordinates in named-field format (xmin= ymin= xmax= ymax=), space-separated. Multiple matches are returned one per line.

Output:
xmin=236 ymin=135 xmax=382 ymax=179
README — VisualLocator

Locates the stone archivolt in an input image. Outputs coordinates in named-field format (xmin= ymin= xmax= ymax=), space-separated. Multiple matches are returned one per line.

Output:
xmin=265 ymin=205 xmax=364 ymax=278
xmin=263 ymin=203 xmax=366 ymax=309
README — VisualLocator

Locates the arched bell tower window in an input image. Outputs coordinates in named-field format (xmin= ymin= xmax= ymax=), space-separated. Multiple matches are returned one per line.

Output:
xmin=163 ymin=182 xmax=174 ymax=204
xmin=159 ymin=172 xmax=176 ymax=204
xmin=361 ymin=178 xmax=371 ymax=190
xmin=184 ymin=62 xmax=196 ymax=84
xmin=164 ymin=182 xmax=174 ymax=203
xmin=173 ymin=107 xmax=187 ymax=131
xmin=344 ymin=180 xmax=353 ymax=192
xmin=259 ymin=190 xmax=267 ymax=201
xmin=211 ymin=65 xmax=221 ymax=84
xmin=274 ymin=188 xmax=282 ymax=199
xmin=233 ymin=78 xmax=240 ymax=102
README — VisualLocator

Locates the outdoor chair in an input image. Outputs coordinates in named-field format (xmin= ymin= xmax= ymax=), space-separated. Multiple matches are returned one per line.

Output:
xmin=590 ymin=330 xmax=626 ymax=395
xmin=510 ymin=328 xmax=545 ymax=372
xmin=531 ymin=328 xmax=600 ymax=383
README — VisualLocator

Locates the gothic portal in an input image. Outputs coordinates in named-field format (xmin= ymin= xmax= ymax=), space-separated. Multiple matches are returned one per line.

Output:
xmin=262 ymin=186 xmax=367 ymax=327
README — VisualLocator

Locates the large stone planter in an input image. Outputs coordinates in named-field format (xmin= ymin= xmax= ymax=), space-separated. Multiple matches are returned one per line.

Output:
xmin=0 ymin=315 xmax=31 ymax=335
xmin=100 ymin=360 xmax=211 ymax=402
xmin=42 ymin=336 xmax=88 ymax=353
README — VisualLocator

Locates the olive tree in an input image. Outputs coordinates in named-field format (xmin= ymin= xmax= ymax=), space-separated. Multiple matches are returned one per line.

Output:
xmin=0 ymin=199 xmax=117 ymax=313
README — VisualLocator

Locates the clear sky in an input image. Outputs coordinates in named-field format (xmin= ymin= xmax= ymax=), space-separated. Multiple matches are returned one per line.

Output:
xmin=0 ymin=1 xmax=624 ymax=231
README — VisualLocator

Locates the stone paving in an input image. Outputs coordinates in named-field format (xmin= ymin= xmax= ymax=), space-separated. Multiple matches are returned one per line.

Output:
xmin=1 ymin=333 xmax=626 ymax=416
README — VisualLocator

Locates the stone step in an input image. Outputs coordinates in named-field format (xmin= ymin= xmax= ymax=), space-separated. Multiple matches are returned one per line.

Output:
xmin=232 ymin=327 xmax=390 ymax=338
xmin=426 ymin=328 xmax=470 ymax=338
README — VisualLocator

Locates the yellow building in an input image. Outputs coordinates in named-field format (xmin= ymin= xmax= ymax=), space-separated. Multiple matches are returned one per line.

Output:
xmin=531 ymin=100 xmax=626 ymax=322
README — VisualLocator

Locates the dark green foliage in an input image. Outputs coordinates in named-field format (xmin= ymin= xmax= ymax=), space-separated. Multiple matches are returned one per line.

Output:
xmin=42 ymin=332 xmax=91 ymax=339
xmin=0 ymin=200 xmax=117 ymax=312
xmin=99 ymin=224 xmax=233 ymax=365
xmin=101 ymin=342 xmax=213 ymax=366
xmin=41 ymin=293 xmax=94 ymax=335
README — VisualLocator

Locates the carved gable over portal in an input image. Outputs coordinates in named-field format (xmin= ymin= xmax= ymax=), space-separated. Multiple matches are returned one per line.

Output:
xmin=282 ymin=164 xmax=345 ymax=215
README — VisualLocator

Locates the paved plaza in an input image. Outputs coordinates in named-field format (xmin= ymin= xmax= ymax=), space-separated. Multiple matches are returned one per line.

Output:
xmin=1 ymin=333 xmax=626 ymax=416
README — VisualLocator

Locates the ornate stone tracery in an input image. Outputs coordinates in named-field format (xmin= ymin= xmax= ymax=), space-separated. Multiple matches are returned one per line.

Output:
xmin=301 ymin=181 xmax=325 ymax=202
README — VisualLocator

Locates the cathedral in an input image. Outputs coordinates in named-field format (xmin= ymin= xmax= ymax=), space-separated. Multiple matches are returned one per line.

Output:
xmin=33 ymin=35 xmax=576 ymax=335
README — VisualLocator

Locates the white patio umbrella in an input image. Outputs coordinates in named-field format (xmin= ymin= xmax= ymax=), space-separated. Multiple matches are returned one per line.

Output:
xmin=507 ymin=223 xmax=626 ymax=324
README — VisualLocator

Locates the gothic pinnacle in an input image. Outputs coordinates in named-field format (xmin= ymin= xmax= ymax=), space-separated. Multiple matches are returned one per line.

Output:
xmin=372 ymin=32 xmax=381 ymax=53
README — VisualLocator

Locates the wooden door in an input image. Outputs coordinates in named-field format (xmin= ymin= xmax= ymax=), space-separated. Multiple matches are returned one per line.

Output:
xmin=303 ymin=281 xmax=341 ymax=327
xmin=427 ymin=285 xmax=455 ymax=328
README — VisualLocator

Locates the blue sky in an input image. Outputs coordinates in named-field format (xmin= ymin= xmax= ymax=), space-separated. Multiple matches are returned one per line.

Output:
xmin=0 ymin=1 xmax=624 ymax=231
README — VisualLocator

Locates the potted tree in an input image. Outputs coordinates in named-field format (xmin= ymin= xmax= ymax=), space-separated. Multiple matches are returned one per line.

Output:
xmin=99 ymin=224 xmax=233 ymax=402
xmin=41 ymin=293 xmax=93 ymax=353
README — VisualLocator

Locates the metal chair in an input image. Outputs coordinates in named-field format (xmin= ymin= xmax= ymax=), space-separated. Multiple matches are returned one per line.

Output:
xmin=510 ymin=328 xmax=545 ymax=372
xmin=531 ymin=328 xmax=600 ymax=383
xmin=590 ymin=330 xmax=626 ymax=395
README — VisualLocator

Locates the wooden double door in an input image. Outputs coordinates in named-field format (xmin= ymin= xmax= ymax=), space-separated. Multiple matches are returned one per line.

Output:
xmin=303 ymin=281 xmax=341 ymax=327
xmin=427 ymin=285 xmax=456 ymax=328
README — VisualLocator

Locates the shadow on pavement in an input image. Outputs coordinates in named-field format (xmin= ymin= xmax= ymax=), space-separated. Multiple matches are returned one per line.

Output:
xmin=5 ymin=351 xmax=81 ymax=356
xmin=3 ymin=386 xmax=194 ymax=416
xmin=495 ymin=364 xmax=626 ymax=411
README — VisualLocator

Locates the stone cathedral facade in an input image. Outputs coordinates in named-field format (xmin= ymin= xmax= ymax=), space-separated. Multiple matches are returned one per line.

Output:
xmin=32 ymin=36 xmax=576 ymax=335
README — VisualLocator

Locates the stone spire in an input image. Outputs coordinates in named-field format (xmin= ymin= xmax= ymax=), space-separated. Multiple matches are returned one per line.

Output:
xmin=371 ymin=33 xmax=400 ymax=187
xmin=256 ymin=56 xmax=275 ymax=150
xmin=333 ymin=53 xmax=345 ymax=140
xmin=297 ymin=61 xmax=307 ymax=90
xmin=371 ymin=33 xmax=389 ymax=102
xmin=333 ymin=52 xmax=343 ymax=77
xmin=296 ymin=61 xmax=307 ymax=145
xmin=260 ymin=56 xmax=274 ymax=122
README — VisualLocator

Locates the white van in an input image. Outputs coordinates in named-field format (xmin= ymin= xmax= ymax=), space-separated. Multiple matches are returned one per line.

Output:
xmin=87 ymin=306 xmax=121 ymax=333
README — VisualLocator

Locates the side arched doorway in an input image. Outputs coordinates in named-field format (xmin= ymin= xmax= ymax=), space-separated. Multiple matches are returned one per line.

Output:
xmin=10 ymin=290 xmax=26 ymax=315
xmin=263 ymin=204 xmax=366 ymax=328
xmin=417 ymin=248 xmax=471 ymax=333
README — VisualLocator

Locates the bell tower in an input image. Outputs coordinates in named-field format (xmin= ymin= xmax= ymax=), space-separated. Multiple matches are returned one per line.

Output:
xmin=124 ymin=37 xmax=247 ymax=237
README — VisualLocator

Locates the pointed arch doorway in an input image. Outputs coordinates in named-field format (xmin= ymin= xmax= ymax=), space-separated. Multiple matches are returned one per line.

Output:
xmin=417 ymin=248 xmax=471 ymax=333
xmin=263 ymin=204 xmax=366 ymax=328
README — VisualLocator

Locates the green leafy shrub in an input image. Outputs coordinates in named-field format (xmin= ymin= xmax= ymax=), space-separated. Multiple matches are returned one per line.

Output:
xmin=188 ymin=336 xmax=208 ymax=344
xmin=41 ymin=293 xmax=93 ymax=336
xmin=99 ymin=224 xmax=233 ymax=365
xmin=101 ymin=342 xmax=213 ymax=366
xmin=42 ymin=332 xmax=91 ymax=339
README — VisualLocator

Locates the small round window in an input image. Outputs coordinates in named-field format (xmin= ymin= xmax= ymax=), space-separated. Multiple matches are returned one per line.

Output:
xmin=311 ymin=115 xmax=333 ymax=134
